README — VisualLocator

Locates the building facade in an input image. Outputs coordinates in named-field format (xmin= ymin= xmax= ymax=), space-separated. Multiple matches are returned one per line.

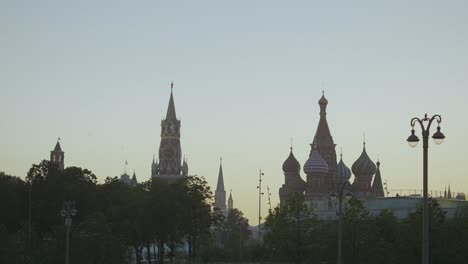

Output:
xmin=278 ymin=92 xmax=467 ymax=219
xmin=279 ymin=92 xmax=388 ymax=211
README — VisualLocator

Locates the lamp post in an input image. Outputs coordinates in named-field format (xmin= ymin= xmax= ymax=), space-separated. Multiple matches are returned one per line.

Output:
xmin=330 ymin=180 xmax=352 ymax=264
xmin=61 ymin=201 xmax=77 ymax=264
xmin=257 ymin=169 xmax=264 ymax=241
xmin=407 ymin=114 xmax=445 ymax=264
xmin=27 ymin=180 xmax=32 ymax=259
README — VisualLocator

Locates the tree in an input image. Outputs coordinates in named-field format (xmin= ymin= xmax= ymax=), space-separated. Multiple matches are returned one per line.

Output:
xmin=343 ymin=197 xmax=376 ymax=264
xmin=224 ymin=208 xmax=251 ymax=261
xmin=264 ymin=193 xmax=316 ymax=264
xmin=179 ymin=176 xmax=214 ymax=259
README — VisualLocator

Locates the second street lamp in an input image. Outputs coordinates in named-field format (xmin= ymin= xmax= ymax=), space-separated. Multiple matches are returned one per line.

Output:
xmin=61 ymin=201 xmax=77 ymax=264
xmin=407 ymin=113 xmax=445 ymax=264
xmin=332 ymin=152 xmax=353 ymax=264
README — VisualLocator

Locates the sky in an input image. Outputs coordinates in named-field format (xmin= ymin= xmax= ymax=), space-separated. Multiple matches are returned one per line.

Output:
xmin=1 ymin=0 xmax=468 ymax=224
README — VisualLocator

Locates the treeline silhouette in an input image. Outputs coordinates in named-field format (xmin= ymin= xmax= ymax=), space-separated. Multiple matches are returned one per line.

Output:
xmin=263 ymin=194 xmax=468 ymax=264
xmin=2 ymin=161 xmax=468 ymax=264
xmin=0 ymin=161 xmax=254 ymax=264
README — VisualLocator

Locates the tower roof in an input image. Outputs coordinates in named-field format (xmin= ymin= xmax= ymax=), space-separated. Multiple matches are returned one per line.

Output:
xmin=53 ymin=141 xmax=62 ymax=152
xmin=337 ymin=154 xmax=352 ymax=183
xmin=304 ymin=146 xmax=329 ymax=175
xmin=313 ymin=92 xmax=334 ymax=146
xmin=371 ymin=160 xmax=385 ymax=197
xmin=318 ymin=91 xmax=328 ymax=105
xmin=165 ymin=83 xmax=177 ymax=120
xmin=282 ymin=148 xmax=301 ymax=173
xmin=228 ymin=190 xmax=233 ymax=201
xmin=131 ymin=172 xmax=138 ymax=186
xmin=352 ymin=143 xmax=376 ymax=176
xmin=216 ymin=158 xmax=225 ymax=191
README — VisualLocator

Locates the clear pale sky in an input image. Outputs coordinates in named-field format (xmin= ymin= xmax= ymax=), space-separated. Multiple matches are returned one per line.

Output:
xmin=2 ymin=0 xmax=467 ymax=224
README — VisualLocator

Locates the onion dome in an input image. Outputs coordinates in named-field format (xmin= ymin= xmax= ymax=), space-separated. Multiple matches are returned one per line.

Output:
xmin=337 ymin=154 xmax=352 ymax=182
xmin=352 ymin=143 xmax=377 ymax=176
xmin=318 ymin=91 xmax=328 ymax=105
xmin=282 ymin=148 xmax=301 ymax=173
xmin=304 ymin=148 xmax=329 ymax=175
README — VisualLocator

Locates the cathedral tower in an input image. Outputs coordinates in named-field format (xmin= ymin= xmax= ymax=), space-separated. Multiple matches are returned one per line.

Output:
xmin=228 ymin=190 xmax=233 ymax=212
xmin=279 ymin=147 xmax=306 ymax=205
xmin=214 ymin=158 xmax=227 ymax=214
xmin=312 ymin=92 xmax=338 ymax=192
xmin=371 ymin=160 xmax=385 ymax=198
xmin=351 ymin=143 xmax=377 ymax=197
xmin=152 ymin=83 xmax=186 ymax=182
xmin=50 ymin=139 xmax=64 ymax=171
xmin=304 ymin=143 xmax=329 ymax=200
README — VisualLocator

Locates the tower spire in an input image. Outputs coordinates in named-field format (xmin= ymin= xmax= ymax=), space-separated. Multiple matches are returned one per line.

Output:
xmin=228 ymin=189 xmax=233 ymax=211
xmin=216 ymin=157 xmax=225 ymax=191
xmin=371 ymin=159 xmax=385 ymax=198
xmin=166 ymin=82 xmax=177 ymax=120
xmin=214 ymin=157 xmax=227 ymax=214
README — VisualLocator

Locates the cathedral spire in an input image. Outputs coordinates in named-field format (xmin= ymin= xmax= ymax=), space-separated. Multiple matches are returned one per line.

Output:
xmin=214 ymin=157 xmax=227 ymax=214
xmin=228 ymin=190 xmax=233 ymax=211
xmin=166 ymin=82 xmax=177 ymax=120
xmin=216 ymin=157 xmax=225 ymax=191
xmin=313 ymin=91 xmax=334 ymax=146
xmin=371 ymin=160 xmax=385 ymax=198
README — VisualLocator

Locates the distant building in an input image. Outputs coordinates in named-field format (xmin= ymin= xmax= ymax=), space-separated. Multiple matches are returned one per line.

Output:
xmin=151 ymin=83 xmax=189 ymax=182
xmin=228 ymin=190 xmax=233 ymax=212
xmin=50 ymin=139 xmax=64 ymax=171
xmin=214 ymin=158 xmax=227 ymax=214
xmin=278 ymin=92 xmax=467 ymax=219
xmin=120 ymin=171 xmax=138 ymax=187
xmin=279 ymin=147 xmax=306 ymax=205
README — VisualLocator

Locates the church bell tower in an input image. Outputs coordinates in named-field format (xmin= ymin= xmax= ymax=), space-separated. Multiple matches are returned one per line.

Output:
xmin=50 ymin=139 xmax=64 ymax=171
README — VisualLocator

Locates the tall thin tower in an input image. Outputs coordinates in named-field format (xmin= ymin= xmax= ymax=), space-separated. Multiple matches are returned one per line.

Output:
xmin=312 ymin=92 xmax=337 ymax=192
xmin=214 ymin=158 xmax=227 ymax=214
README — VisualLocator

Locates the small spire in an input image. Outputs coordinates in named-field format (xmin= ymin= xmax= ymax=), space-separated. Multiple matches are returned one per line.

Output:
xmin=340 ymin=147 xmax=343 ymax=160
xmin=363 ymin=132 xmax=367 ymax=150
xmin=290 ymin=137 xmax=293 ymax=151
xmin=165 ymin=82 xmax=177 ymax=120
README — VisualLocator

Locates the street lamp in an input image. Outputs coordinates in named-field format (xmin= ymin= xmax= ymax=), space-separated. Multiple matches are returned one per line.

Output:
xmin=332 ymin=153 xmax=353 ymax=264
xmin=330 ymin=187 xmax=352 ymax=264
xmin=257 ymin=169 xmax=264 ymax=241
xmin=61 ymin=201 xmax=77 ymax=264
xmin=407 ymin=114 xmax=445 ymax=264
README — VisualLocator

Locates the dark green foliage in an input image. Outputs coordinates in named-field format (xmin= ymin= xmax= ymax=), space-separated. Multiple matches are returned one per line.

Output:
xmin=264 ymin=194 xmax=317 ymax=264
xmin=2 ymin=161 xmax=468 ymax=263
xmin=263 ymin=196 xmax=468 ymax=264
xmin=0 ymin=161 xmax=216 ymax=264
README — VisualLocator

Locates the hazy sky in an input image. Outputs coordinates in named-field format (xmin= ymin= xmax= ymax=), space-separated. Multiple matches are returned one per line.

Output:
xmin=2 ymin=0 xmax=468 ymax=223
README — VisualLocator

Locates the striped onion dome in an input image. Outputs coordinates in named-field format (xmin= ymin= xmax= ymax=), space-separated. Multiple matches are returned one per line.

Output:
xmin=304 ymin=149 xmax=329 ymax=175
xmin=351 ymin=144 xmax=376 ymax=176
xmin=337 ymin=155 xmax=351 ymax=182
xmin=282 ymin=148 xmax=301 ymax=173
